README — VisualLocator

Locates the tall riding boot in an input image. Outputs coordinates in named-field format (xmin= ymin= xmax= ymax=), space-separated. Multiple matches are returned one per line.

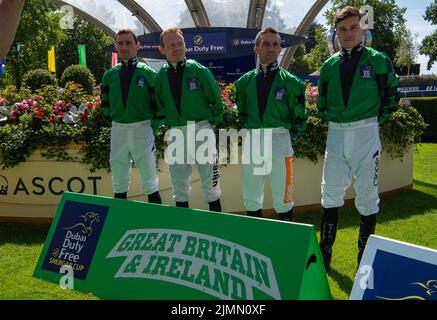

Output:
xmin=247 ymin=209 xmax=262 ymax=217
xmin=114 ymin=192 xmax=127 ymax=199
xmin=357 ymin=214 xmax=377 ymax=265
xmin=147 ymin=191 xmax=162 ymax=204
xmin=319 ymin=207 xmax=339 ymax=273
xmin=208 ymin=199 xmax=222 ymax=212
xmin=176 ymin=201 xmax=189 ymax=208
xmin=278 ymin=209 xmax=293 ymax=221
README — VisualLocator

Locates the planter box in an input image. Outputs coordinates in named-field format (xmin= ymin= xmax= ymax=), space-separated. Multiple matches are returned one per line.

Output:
xmin=0 ymin=145 xmax=413 ymax=220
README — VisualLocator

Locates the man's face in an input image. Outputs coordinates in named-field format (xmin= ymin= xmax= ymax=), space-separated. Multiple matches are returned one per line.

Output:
xmin=254 ymin=32 xmax=281 ymax=65
xmin=115 ymin=33 xmax=139 ymax=61
xmin=336 ymin=15 xmax=365 ymax=49
xmin=159 ymin=32 xmax=186 ymax=64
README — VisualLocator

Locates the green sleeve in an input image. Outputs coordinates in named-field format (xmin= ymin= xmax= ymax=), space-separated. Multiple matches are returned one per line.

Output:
xmin=100 ymin=70 xmax=110 ymax=118
xmin=144 ymin=68 xmax=164 ymax=135
xmin=289 ymin=78 xmax=308 ymax=140
xmin=376 ymin=53 xmax=400 ymax=125
xmin=234 ymin=77 xmax=248 ymax=128
xmin=317 ymin=61 xmax=329 ymax=121
xmin=152 ymin=72 xmax=167 ymax=132
xmin=199 ymin=67 xmax=224 ymax=126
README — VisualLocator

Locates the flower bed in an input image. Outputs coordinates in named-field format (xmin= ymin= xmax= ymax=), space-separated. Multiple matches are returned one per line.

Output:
xmin=0 ymin=81 xmax=427 ymax=171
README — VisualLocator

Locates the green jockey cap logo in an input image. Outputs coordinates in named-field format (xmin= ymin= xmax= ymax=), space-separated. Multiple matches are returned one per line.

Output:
xmin=106 ymin=229 xmax=281 ymax=300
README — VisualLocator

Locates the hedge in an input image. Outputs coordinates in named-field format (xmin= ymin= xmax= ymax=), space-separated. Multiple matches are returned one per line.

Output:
xmin=405 ymin=97 xmax=437 ymax=141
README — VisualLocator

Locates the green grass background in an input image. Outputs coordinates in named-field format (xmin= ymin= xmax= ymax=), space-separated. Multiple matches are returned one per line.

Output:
xmin=1 ymin=143 xmax=436 ymax=300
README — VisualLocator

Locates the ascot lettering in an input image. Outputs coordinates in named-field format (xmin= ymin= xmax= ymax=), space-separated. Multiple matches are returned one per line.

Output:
xmin=12 ymin=176 xmax=102 ymax=195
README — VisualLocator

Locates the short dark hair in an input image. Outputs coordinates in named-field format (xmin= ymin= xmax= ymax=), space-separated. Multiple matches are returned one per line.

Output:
xmin=116 ymin=29 xmax=139 ymax=43
xmin=334 ymin=6 xmax=364 ymax=27
xmin=255 ymin=27 xmax=281 ymax=47
xmin=160 ymin=27 xmax=184 ymax=47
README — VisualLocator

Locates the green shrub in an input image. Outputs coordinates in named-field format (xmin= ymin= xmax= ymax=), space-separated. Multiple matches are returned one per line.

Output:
xmin=399 ymin=75 xmax=437 ymax=86
xmin=380 ymin=103 xmax=427 ymax=159
xmin=60 ymin=65 xmax=96 ymax=95
xmin=404 ymin=97 xmax=437 ymax=141
xmin=21 ymin=69 xmax=57 ymax=93
xmin=0 ymin=85 xmax=32 ymax=104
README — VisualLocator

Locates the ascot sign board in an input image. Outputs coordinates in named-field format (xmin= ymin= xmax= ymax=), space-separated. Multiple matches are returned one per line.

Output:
xmin=33 ymin=192 xmax=331 ymax=300
xmin=350 ymin=235 xmax=437 ymax=300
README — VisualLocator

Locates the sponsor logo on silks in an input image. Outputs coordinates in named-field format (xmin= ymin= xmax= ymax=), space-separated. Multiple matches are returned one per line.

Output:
xmin=377 ymin=280 xmax=437 ymax=300
xmin=136 ymin=76 xmax=145 ymax=87
xmin=187 ymin=77 xmax=200 ymax=90
xmin=360 ymin=64 xmax=373 ymax=79
xmin=0 ymin=175 xmax=8 ymax=196
xmin=106 ymin=229 xmax=282 ymax=300
xmin=42 ymin=201 xmax=109 ymax=280
xmin=373 ymin=150 xmax=379 ymax=187
xmin=283 ymin=156 xmax=293 ymax=204
xmin=274 ymin=87 xmax=287 ymax=101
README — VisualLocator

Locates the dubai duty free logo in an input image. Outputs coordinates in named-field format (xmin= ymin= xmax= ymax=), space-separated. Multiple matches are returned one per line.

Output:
xmin=42 ymin=201 xmax=109 ymax=280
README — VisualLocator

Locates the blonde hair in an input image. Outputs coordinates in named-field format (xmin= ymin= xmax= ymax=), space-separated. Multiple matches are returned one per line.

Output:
xmin=160 ymin=27 xmax=184 ymax=47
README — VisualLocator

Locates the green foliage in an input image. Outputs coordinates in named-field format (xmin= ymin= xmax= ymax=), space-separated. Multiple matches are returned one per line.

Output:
xmin=404 ymin=97 xmax=437 ymax=141
xmin=21 ymin=69 xmax=57 ymax=92
xmin=293 ymin=104 xmax=328 ymax=162
xmin=307 ymin=23 xmax=330 ymax=72
xmin=0 ymin=82 xmax=428 ymax=171
xmin=58 ymin=82 xmax=93 ymax=107
xmin=288 ymin=44 xmax=312 ymax=75
xmin=0 ymin=123 xmax=34 ymax=168
xmin=380 ymin=102 xmax=427 ymax=159
xmin=399 ymin=75 xmax=437 ymax=86
xmin=74 ymin=107 xmax=111 ymax=173
xmin=394 ymin=28 xmax=419 ymax=76
xmin=420 ymin=1 xmax=437 ymax=70
xmin=55 ymin=16 xmax=112 ymax=84
xmin=3 ymin=0 xmax=64 ymax=88
xmin=60 ymin=65 xmax=96 ymax=95
xmin=0 ymin=85 xmax=31 ymax=104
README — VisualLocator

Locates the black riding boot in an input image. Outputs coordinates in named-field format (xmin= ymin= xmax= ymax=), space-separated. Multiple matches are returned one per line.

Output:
xmin=147 ymin=191 xmax=162 ymax=204
xmin=208 ymin=199 xmax=222 ymax=212
xmin=247 ymin=209 xmax=262 ymax=217
xmin=278 ymin=209 xmax=293 ymax=221
xmin=357 ymin=214 xmax=377 ymax=265
xmin=319 ymin=207 xmax=339 ymax=272
xmin=114 ymin=192 xmax=127 ymax=199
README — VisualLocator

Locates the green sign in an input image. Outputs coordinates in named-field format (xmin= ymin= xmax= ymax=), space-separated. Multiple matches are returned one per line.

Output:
xmin=33 ymin=192 xmax=331 ymax=300
xmin=77 ymin=44 xmax=87 ymax=67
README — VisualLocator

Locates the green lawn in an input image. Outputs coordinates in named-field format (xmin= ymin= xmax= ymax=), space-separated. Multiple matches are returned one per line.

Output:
xmin=1 ymin=144 xmax=436 ymax=300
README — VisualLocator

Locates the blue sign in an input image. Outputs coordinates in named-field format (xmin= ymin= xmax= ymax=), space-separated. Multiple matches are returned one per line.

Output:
xmin=126 ymin=27 xmax=307 ymax=60
xmin=363 ymin=250 xmax=437 ymax=300
xmin=351 ymin=235 xmax=437 ymax=300
xmin=398 ymin=82 xmax=437 ymax=97
xmin=185 ymin=32 xmax=227 ymax=56
xmin=42 ymin=200 xmax=109 ymax=280
xmin=198 ymin=55 xmax=256 ymax=83
xmin=106 ymin=27 xmax=307 ymax=83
